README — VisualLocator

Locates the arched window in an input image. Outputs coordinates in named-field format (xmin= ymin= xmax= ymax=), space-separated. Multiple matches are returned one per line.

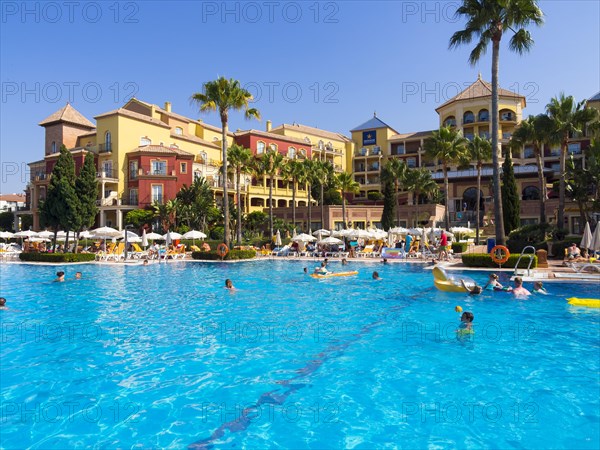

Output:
xmin=104 ymin=131 xmax=112 ymax=151
xmin=257 ymin=141 xmax=266 ymax=154
xmin=304 ymin=137 xmax=311 ymax=144
xmin=522 ymin=186 xmax=540 ymax=200
xmin=288 ymin=147 xmax=296 ymax=158
xmin=318 ymin=140 xmax=324 ymax=150
xmin=51 ymin=141 xmax=56 ymax=153
xmin=298 ymin=149 xmax=306 ymax=158
xmin=462 ymin=187 xmax=483 ymax=211
xmin=269 ymin=143 xmax=277 ymax=152
xmin=500 ymin=109 xmax=515 ymax=121
xmin=175 ymin=127 xmax=183 ymax=136
xmin=463 ymin=111 xmax=474 ymax=124
xmin=443 ymin=116 xmax=456 ymax=127
xmin=478 ymin=109 xmax=489 ymax=122
xmin=140 ymin=136 xmax=151 ymax=146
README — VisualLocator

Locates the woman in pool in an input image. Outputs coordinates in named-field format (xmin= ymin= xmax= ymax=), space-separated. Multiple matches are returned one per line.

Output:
xmin=533 ymin=281 xmax=548 ymax=294
xmin=225 ymin=279 xmax=235 ymax=290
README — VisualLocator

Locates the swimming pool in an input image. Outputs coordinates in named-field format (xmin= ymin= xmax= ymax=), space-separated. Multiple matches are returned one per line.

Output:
xmin=1 ymin=261 xmax=599 ymax=448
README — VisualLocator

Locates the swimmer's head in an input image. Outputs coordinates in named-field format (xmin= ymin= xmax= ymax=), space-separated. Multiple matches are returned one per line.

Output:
xmin=534 ymin=281 xmax=543 ymax=289
xmin=0 ymin=297 xmax=6 ymax=306
xmin=489 ymin=274 xmax=499 ymax=280
xmin=472 ymin=286 xmax=483 ymax=294
xmin=461 ymin=312 xmax=474 ymax=323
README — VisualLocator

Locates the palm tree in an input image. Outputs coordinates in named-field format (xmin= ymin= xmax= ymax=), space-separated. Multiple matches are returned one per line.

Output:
xmin=254 ymin=150 xmax=284 ymax=241
xmin=383 ymin=158 xmax=408 ymax=226
xmin=191 ymin=77 xmax=260 ymax=247
xmin=511 ymin=114 xmax=554 ymax=225
xmin=153 ymin=199 xmax=178 ymax=232
xmin=312 ymin=160 xmax=335 ymax=227
xmin=546 ymin=94 xmax=599 ymax=230
xmin=302 ymin=158 xmax=315 ymax=233
xmin=424 ymin=126 xmax=468 ymax=230
xmin=336 ymin=172 xmax=360 ymax=228
xmin=403 ymin=167 xmax=439 ymax=228
xmin=450 ymin=0 xmax=544 ymax=245
xmin=280 ymin=159 xmax=305 ymax=230
xmin=465 ymin=135 xmax=492 ymax=243
xmin=227 ymin=144 xmax=253 ymax=244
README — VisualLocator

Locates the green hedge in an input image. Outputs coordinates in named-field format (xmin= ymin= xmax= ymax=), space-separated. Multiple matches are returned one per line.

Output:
xmin=191 ymin=249 xmax=257 ymax=261
xmin=19 ymin=253 xmax=96 ymax=263
xmin=451 ymin=242 xmax=468 ymax=253
xmin=461 ymin=253 xmax=538 ymax=269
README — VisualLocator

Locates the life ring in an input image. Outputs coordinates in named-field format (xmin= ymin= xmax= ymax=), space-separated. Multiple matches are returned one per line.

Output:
xmin=216 ymin=243 xmax=229 ymax=258
xmin=490 ymin=245 xmax=510 ymax=265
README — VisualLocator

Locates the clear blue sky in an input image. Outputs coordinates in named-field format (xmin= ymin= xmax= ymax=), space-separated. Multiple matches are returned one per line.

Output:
xmin=1 ymin=0 xmax=598 ymax=194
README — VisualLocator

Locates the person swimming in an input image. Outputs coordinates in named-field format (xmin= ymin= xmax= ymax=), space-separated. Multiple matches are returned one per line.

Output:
xmin=225 ymin=279 xmax=235 ymax=290
xmin=510 ymin=277 xmax=531 ymax=297
xmin=457 ymin=311 xmax=474 ymax=334
xmin=0 ymin=297 xmax=6 ymax=310
xmin=54 ymin=271 xmax=65 ymax=282
xmin=533 ymin=281 xmax=547 ymax=295
xmin=484 ymin=273 xmax=504 ymax=290
xmin=460 ymin=279 xmax=482 ymax=295
xmin=314 ymin=263 xmax=330 ymax=275
xmin=372 ymin=271 xmax=381 ymax=280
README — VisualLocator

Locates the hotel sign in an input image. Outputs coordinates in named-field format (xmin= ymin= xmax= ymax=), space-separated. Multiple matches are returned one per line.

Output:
xmin=363 ymin=130 xmax=376 ymax=146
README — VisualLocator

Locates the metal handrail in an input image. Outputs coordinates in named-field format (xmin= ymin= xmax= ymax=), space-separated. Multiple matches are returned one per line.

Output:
xmin=514 ymin=245 xmax=537 ymax=276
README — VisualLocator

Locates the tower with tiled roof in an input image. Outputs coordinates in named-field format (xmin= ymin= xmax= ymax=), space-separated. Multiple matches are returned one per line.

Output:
xmin=38 ymin=103 xmax=96 ymax=156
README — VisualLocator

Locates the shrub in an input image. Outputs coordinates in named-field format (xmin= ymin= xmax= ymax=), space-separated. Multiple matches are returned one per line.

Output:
xmin=461 ymin=253 xmax=537 ymax=269
xmin=191 ymin=249 xmax=256 ymax=261
xmin=367 ymin=191 xmax=383 ymax=201
xmin=451 ymin=242 xmax=467 ymax=253
xmin=19 ymin=253 xmax=96 ymax=263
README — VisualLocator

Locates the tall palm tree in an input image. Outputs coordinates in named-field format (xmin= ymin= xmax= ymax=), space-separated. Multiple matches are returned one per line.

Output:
xmin=403 ymin=167 xmax=439 ymax=228
xmin=465 ymin=135 xmax=492 ymax=243
xmin=312 ymin=160 xmax=335 ymax=227
xmin=546 ymin=94 xmax=598 ymax=229
xmin=510 ymin=114 xmax=554 ymax=225
xmin=302 ymin=158 xmax=315 ymax=233
xmin=336 ymin=172 xmax=360 ymax=228
xmin=450 ymin=0 xmax=544 ymax=245
xmin=424 ymin=126 xmax=468 ymax=230
xmin=254 ymin=150 xmax=284 ymax=241
xmin=383 ymin=158 xmax=408 ymax=226
xmin=280 ymin=159 xmax=305 ymax=230
xmin=227 ymin=143 xmax=252 ymax=244
xmin=191 ymin=77 xmax=260 ymax=247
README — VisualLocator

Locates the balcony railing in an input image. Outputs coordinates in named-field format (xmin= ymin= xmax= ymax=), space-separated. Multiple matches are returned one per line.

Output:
xmin=97 ymin=169 xmax=118 ymax=179
xmin=32 ymin=173 xmax=48 ymax=182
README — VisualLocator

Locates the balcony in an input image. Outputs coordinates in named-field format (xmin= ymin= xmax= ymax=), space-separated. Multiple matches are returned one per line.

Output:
xmin=96 ymin=169 xmax=118 ymax=180
xmin=136 ymin=167 xmax=176 ymax=177
xmin=87 ymin=143 xmax=112 ymax=154
xmin=32 ymin=173 xmax=49 ymax=182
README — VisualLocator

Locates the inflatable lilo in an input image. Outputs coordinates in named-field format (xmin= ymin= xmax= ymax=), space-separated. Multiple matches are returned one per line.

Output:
xmin=433 ymin=266 xmax=477 ymax=293
xmin=567 ymin=298 xmax=600 ymax=308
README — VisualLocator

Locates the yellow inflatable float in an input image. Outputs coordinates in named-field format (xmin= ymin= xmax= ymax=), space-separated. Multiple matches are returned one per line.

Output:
xmin=433 ymin=266 xmax=476 ymax=293
xmin=311 ymin=271 xmax=358 ymax=279
xmin=567 ymin=298 xmax=600 ymax=308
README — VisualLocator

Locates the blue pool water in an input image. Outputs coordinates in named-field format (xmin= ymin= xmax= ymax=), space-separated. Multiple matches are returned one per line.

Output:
xmin=1 ymin=261 xmax=599 ymax=449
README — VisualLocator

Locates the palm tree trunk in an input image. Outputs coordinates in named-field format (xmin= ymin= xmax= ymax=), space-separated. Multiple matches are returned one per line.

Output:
xmin=74 ymin=231 xmax=79 ymax=254
xmin=53 ymin=230 xmax=57 ymax=252
xmin=415 ymin=190 xmax=420 ymax=228
xmin=292 ymin=178 xmax=297 ymax=230
xmin=535 ymin=146 xmax=546 ymax=224
xmin=320 ymin=184 xmax=325 ymax=229
xmin=558 ymin=135 xmax=567 ymax=229
xmin=342 ymin=190 xmax=347 ymax=228
xmin=65 ymin=230 xmax=70 ymax=253
xmin=307 ymin=184 xmax=312 ymax=234
xmin=476 ymin=165 xmax=482 ymax=244
xmin=395 ymin=181 xmax=400 ymax=226
xmin=269 ymin=175 xmax=274 ymax=240
xmin=491 ymin=37 xmax=506 ymax=245
xmin=221 ymin=118 xmax=230 ymax=247
xmin=443 ymin=164 xmax=449 ymax=230
xmin=236 ymin=169 xmax=242 ymax=244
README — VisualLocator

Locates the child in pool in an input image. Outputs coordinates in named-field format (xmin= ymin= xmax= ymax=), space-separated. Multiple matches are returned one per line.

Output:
xmin=533 ymin=281 xmax=547 ymax=294
xmin=457 ymin=311 xmax=474 ymax=334
xmin=484 ymin=273 xmax=504 ymax=290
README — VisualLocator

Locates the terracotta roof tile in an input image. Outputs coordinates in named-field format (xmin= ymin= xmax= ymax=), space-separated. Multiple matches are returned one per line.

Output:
xmin=0 ymin=194 xmax=26 ymax=202
xmin=390 ymin=130 xmax=435 ymax=140
xmin=130 ymin=144 xmax=194 ymax=157
xmin=234 ymin=129 xmax=309 ymax=146
xmin=436 ymin=76 xmax=526 ymax=111
xmin=270 ymin=123 xmax=351 ymax=143
xmin=170 ymin=133 xmax=220 ymax=149
xmin=38 ymin=103 xmax=95 ymax=128
xmin=94 ymin=108 xmax=170 ymax=128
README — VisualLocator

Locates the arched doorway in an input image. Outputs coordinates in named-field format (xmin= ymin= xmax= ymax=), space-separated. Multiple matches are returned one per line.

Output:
xmin=462 ymin=187 xmax=483 ymax=211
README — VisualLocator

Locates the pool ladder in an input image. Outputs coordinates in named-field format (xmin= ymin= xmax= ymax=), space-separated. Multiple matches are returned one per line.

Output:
xmin=514 ymin=246 xmax=536 ymax=277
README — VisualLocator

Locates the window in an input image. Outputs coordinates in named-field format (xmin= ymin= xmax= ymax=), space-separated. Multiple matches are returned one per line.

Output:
xmin=103 ymin=160 xmax=113 ymax=177
xmin=462 ymin=187 xmax=483 ymax=211
xmin=269 ymin=143 xmax=278 ymax=152
xmin=465 ymin=133 xmax=474 ymax=141
xmin=151 ymin=160 xmax=167 ymax=175
xmin=524 ymin=146 xmax=535 ymax=159
xmin=104 ymin=131 xmax=112 ymax=151
xmin=373 ymin=146 xmax=381 ymax=155
xmin=51 ymin=141 xmax=57 ymax=153
xmin=194 ymin=170 xmax=201 ymax=180
xmin=140 ymin=136 xmax=152 ymax=146
xmin=151 ymin=185 xmax=163 ymax=203
xmin=393 ymin=144 xmax=405 ymax=155
xmin=568 ymin=143 xmax=581 ymax=154
xmin=180 ymin=162 xmax=187 ymax=173
xmin=522 ymin=186 xmax=540 ymax=200
xmin=288 ymin=147 xmax=296 ymax=159
xmin=478 ymin=109 xmax=489 ymax=122
xmin=463 ymin=111 xmax=474 ymax=124
xmin=443 ymin=116 xmax=456 ymax=127
xmin=549 ymin=145 xmax=561 ymax=157
xmin=500 ymin=110 xmax=514 ymax=121
xmin=257 ymin=141 xmax=266 ymax=154
xmin=304 ymin=137 xmax=311 ymax=144
xmin=479 ymin=131 xmax=490 ymax=139
xmin=129 ymin=160 xmax=138 ymax=180
xmin=129 ymin=188 xmax=138 ymax=205
xmin=406 ymin=157 xmax=417 ymax=168
xmin=318 ymin=140 xmax=324 ymax=150
xmin=175 ymin=127 xmax=183 ymax=136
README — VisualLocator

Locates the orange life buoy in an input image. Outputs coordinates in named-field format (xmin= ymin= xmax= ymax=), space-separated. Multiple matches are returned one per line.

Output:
xmin=490 ymin=245 xmax=510 ymax=265
xmin=216 ymin=243 xmax=229 ymax=258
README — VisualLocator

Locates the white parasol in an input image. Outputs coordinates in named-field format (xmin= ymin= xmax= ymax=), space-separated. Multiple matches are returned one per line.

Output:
xmin=293 ymin=233 xmax=316 ymax=242
xmin=580 ymin=222 xmax=593 ymax=251
xmin=141 ymin=229 xmax=148 ymax=248
xmin=590 ymin=224 xmax=600 ymax=254
xmin=14 ymin=230 xmax=39 ymax=239
xmin=275 ymin=229 xmax=282 ymax=247
xmin=163 ymin=231 xmax=182 ymax=240
xmin=319 ymin=236 xmax=343 ymax=245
